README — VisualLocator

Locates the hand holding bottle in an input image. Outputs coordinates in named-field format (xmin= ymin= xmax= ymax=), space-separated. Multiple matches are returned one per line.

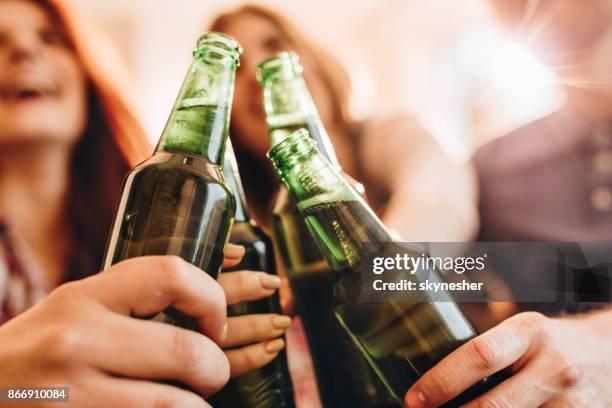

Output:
xmin=404 ymin=311 xmax=612 ymax=407
xmin=218 ymin=269 xmax=291 ymax=377
xmin=0 ymin=254 xmax=235 ymax=407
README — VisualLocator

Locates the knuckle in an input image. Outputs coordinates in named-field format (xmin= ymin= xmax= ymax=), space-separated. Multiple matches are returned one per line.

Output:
xmin=210 ymin=355 xmax=230 ymax=391
xmin=421 ymin=371 xmax=455 ymax=400
xmin=152 ymin=395 xmax=180 ymax=408
xmin=159 ymin=256 xmax=189 ymax=290
xmin=478 ymin=395 xmax=514 ymax=408
xmin=209 ymin=280 xmax=227 ymax=310
xmin=549 ymin=350 xmax=581 ymax=389
xmin=199 ymin=345 xmax=229 ymax=392
xmin=243 ymin=346 xmax=264 ymax=370
xmin=253 ymin=315 xmax=273 ymax=334
xmin=469 ymin=337 xmax=498 ymax=371
xmin=236 ymin=271 xmax=254 ymax=295
xmin=43 ymin=326 xmax=86 ymax=363
xmin=515 ymin=311 xmax=547 ymax=332
xmin=48 ymin=281 xmax=80 ymax=303
xmin=172 ymin=330 xmax=206 ymax=372
xmin=152 ymin=394 xmax=201 ymax=408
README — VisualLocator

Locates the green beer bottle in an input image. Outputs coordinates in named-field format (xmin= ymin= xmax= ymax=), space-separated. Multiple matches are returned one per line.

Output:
xmin=257 ymin=51 xmax=398 ymax=407
xmin=102 ymin=33 xmax=241 ymax=331
xmin=208 ymin=142 xmax=295 ymax=408
xmin=268 ymin=129 xmax=509 ymax=406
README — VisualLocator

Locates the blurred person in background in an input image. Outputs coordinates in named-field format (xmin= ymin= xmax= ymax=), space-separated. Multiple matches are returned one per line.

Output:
xmin=0 ymin=0 xmax=289 ymax=405
xmin=210 ymin=6 xmax=481 ymax=407
xmin=209 ymin=5 xmax=479 ymax=244
xmin=404 ymin=1 xmax=612 ymax=407
xmin=478 ymin=0 xmax=612 ymax=243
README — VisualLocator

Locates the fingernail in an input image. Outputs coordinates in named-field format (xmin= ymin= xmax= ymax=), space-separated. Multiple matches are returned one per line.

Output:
xmin=265 ymin=338 xmax=285 ymax=353
xmin=272 ymin=315 xmax=292 ymax=330
xmin=405 ymin=390 xmax=427 ymax=408
xmin=225 ymin=244 xmax=245 ymax=259
xmin=261 ymin=274 xmax=282 ymax=290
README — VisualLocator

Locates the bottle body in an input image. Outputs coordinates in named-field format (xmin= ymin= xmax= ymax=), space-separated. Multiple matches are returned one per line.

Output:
xmin=270 ymin=130 xmax=509 ymax=405
xmin=209 ymin=220 xmax=295 ymax=408
xmin=103 ymin=152 xmax=235 ymax=329
xmin=209 ymin=145 xmax=295 ymax=408
xmin=271 ymin=187 xmax=399 ymax=408
xmin=102 ymin=32 xmax=241 ymax=330
xmin=258 ymin=51 xmax=395 ymax=407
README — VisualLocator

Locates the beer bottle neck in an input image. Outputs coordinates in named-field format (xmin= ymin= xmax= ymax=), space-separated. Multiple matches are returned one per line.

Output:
xmin=269 ymin=129 xmax=356 ymax=207
xmin=223 ymin=143 xmax=249 ymax=223
xmin=269 ymin=129 xmax=390 ymax=271
xmin=156 ymin=46 xmax=238 ymax=166
xmin=262 ymin=75 xmax=340 ymax=167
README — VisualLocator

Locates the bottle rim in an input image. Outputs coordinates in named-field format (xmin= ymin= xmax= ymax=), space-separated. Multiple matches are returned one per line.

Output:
xmin=256 ymin=50 xmax=303 ymax=83
xmin=195 ymin=32 xmax=243 ymax=66
xmin=267 ymin=128 xmax=317 ymax=169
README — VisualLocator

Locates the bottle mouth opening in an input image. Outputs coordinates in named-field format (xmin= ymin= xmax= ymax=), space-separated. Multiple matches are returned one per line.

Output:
xmin=267 ymin=128 xmax=316 ymax=169
xmin=195 ymin=32 xmax=243 ymax=66
xmin=256 ymin=51 xmax=303 ymax=83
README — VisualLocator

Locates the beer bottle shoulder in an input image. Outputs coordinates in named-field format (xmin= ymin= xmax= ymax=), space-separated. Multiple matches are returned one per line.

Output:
xmin=228 ymin=221 xmax=275 ymax=272
xmin=125 ymin=152 xmax=235 ymax=211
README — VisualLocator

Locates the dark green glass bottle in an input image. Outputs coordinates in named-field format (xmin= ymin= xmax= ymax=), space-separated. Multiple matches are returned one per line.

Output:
xmin=102 ymin=33 xmax=241 ymax=331
xmin=257 ymin=52 xmax=398 ymax=408
xmin=268 ymin=129 xmax=509 ymax=407
xmin=208 ymin=142 xmax=295 ymax=408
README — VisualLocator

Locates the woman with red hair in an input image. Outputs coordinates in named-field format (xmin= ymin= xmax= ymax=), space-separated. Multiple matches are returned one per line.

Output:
xmin=0 ymin=1 xmax=287 ymax=405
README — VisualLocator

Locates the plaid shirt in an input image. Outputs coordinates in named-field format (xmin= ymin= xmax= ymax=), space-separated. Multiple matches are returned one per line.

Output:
xmin=0 ymin=221 xmax=47 ymax=325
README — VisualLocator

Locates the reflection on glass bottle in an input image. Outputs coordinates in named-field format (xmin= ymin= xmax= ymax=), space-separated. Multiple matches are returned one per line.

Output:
xmin=269 ymin=129 xmax=509 ymax=406
xmin=208 ymin=143 xmax=295 ymax=408
xmin=102 ymin=33 xmax=241 ymax=331
xmin=258 ymin=51 xmax=398 ymax=407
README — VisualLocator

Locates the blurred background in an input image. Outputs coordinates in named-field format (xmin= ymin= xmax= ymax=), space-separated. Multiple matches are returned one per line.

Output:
xmin=78 ymin=0 xmax=562 ymax=161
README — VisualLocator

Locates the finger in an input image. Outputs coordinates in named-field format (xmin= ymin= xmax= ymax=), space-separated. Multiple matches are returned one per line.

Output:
xmin=89 ymin=256 xmax=227 ymax=342
xmin=279 ymin=276 xmax=295 ymax=315
xmin=220 ymin=314 xmax=292 ymax=348
xmin=225 ymin=338 xmax=286 ymax=377
xmin=87 ymin=374 xmax=211 ymax=408
xmin=222 ymin=244 xmax=245 ymax=268
xmin=462 ymin=353 xmax=568 ymax=408
xmin=218 ymin=271 xmax=281 ymax=304
xmin=405 ymin=312 xmax=546 ymax=408
xmin=89 ymin=314 xmax=230 ymax=395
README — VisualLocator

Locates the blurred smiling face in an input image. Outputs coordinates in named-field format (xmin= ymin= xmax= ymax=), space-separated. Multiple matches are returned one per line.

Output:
xmin=221 ymin=13 xmax=293 ymax=158
xmin=0 ymin=0 xmax=87 ymax=146
xmin=221 ymin=12 xmax=334 ymax=159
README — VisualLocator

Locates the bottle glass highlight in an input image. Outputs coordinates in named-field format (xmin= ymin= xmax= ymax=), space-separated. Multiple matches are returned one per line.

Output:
xmin=102 ymin=33 xmax=241 ymax=331
xmin=269 ymin=129 xmax=509 ymax=406
xmin=208 ymin=143 xmax=295 ymax=408
xmin=258 ymin=52 xmax=397 ymax=407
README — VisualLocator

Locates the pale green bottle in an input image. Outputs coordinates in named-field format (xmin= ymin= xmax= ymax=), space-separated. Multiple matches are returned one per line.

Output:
xmin=268 ymin=129 xmax=510 ymax=407
xmin=208 ymin=142 xmax=295 ymax=408
xmin=257 ymin=51 xmax=398 ymax=407
xmin=102 ymin=33 xmax=241 ymax=331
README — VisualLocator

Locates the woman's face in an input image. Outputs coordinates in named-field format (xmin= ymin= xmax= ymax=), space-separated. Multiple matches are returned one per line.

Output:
xmin=0 ymin=0 xmax=87 ymax=147
xmin=222 ymin=13 xmax=331 ymax=159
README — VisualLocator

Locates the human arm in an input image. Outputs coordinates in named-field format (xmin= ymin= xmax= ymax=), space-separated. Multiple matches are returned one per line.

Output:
xmin=358 ymin=115 xmax=479 ymax=242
